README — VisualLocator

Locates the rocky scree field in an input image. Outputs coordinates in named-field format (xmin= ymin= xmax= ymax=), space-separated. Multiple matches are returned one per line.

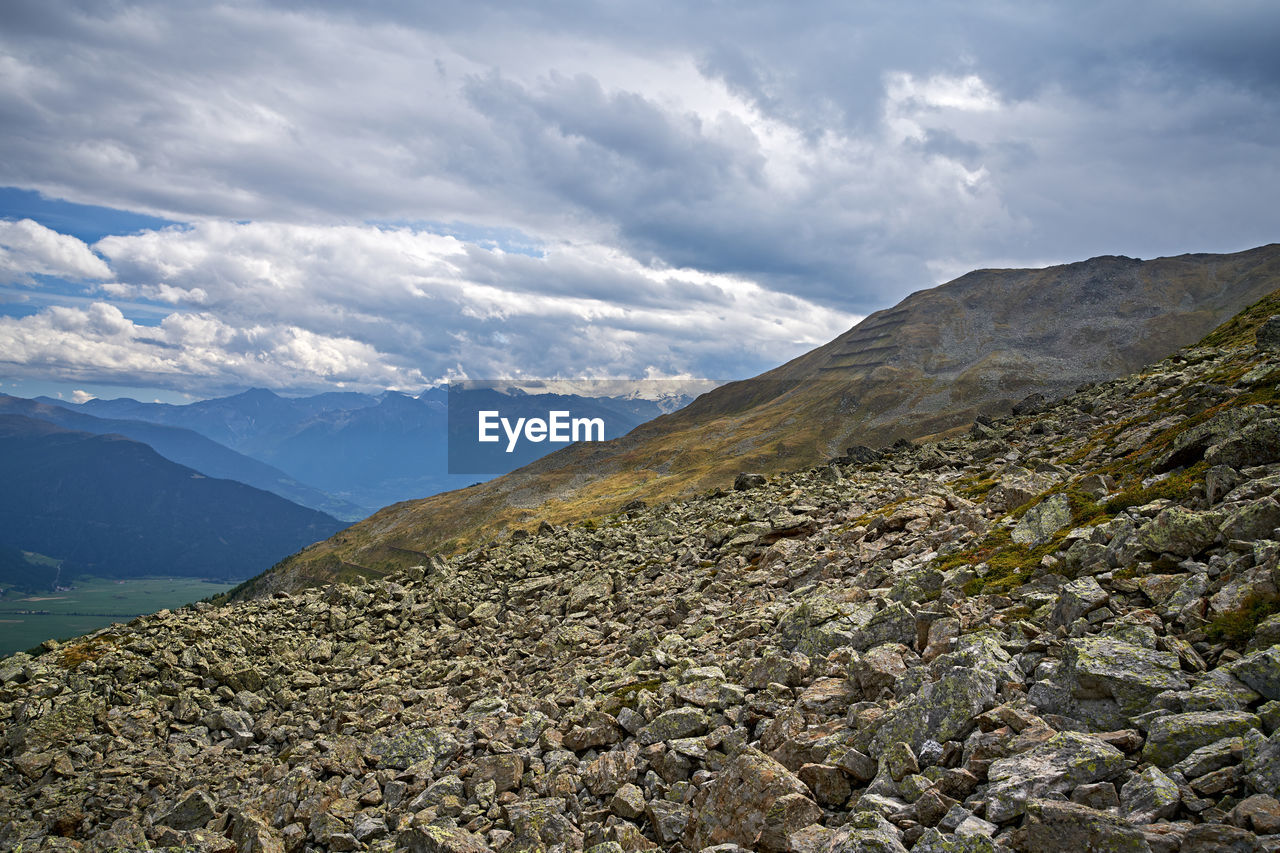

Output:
xmin=3 ymin=296 xmax=1280 ymax=852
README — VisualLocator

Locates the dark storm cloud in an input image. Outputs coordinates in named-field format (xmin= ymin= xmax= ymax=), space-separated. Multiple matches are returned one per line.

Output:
xmin=0 ymin=0 xmax=1277 ymax=394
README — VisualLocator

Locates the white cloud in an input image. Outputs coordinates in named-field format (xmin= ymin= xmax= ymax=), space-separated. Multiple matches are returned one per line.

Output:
xmin=0 ymin=299 xmax=428 ymax=392
xmin=0 ymin=218 xmax=113 ymax=283
xmin=0 ymin=1 xmax=1278 ymax=397
xmin=0 ymin=220 xmax=859 ymax=393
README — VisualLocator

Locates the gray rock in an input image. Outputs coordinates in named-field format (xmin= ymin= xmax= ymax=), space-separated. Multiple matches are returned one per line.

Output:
xmin=160 ymin=789 xmax=218 ymax=831
xmin=1142 ymin=710 xmax=1261 ymax=767
xmin=983 ymin=731 xmax=1127 ymax=823
xmin=1012 ymin=493 xmax=1073 ymax=547
xmin=1230 ymin=644 xmax=1280 ymax=702
xmin=1120 ymin=766 xmax=1180 ymax=823
xmin=1023 ymin=799 xmax=1151 ymax=853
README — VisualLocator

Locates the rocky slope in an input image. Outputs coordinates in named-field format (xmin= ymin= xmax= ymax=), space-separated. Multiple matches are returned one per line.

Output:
xmin=2 ymin=294 xmax=1280 ymax=852
xmin=254 ymin=244 xmax=1280 ymax=597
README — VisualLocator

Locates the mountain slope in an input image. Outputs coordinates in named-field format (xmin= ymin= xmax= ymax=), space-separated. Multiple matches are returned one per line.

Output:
xmin=0 ymin=415 xmax=346 ymax=581
xmin=3 ymin=289 xmax=1280 ymax=851
xmin=0 ymin=395 xmax=367 ymax=520
xmin=246 ymin=243 xmax=1280 ymax=596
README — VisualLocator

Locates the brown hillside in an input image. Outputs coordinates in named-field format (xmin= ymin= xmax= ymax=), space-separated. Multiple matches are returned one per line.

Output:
xmin=234 ymin=243 xmax=1280 ymax=598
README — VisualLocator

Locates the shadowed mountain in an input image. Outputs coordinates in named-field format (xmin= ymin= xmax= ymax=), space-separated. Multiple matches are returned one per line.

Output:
xmin=232 ymin=243 xmax=1280 ymax=598
xmin=0 ymin=416 xmax=346 ymax=581
xmin=0 ymin=395 xmax=367 ymax=521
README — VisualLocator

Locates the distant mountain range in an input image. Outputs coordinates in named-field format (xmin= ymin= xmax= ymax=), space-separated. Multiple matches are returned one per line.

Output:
xmin=38 ymin=385 xmax=688 ymax=514
xmin=239 ymin=243 xmax=1280 ymax=596
xmin=0 ymin=383 xmax=692 ymax=590
xmin=0 ymin=415 xmax=346 ymax=587
xmin=0 ymin=395 xmax=367 ymax=520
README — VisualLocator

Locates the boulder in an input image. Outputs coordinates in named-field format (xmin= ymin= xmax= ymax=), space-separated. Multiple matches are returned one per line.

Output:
xmin=1142 ymin=711 xmax=1261 ymax=767
xmin=685 ymin=748 xmax=817 ymax=849
xmin=1022 ymin=800 xmax=1151 ymax=853
xmin=1011 ymin=493 xmax=1073 ymax=547
xmin=983 ymin=731 xmax=1127 ymax=823
xmin=1136 ymin=507 xmax=1219 ymax=557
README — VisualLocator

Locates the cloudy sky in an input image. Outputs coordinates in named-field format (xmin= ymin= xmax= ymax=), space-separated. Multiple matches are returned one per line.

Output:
xmin=1 ymin=1 xmax=1278 ymax=402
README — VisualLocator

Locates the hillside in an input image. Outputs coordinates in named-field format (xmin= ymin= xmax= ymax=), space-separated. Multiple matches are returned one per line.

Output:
xmin=0 ymin=416 xmax=347 ymax=581
xmin=2 ymin=286 xmax=1279 ymax=851
xmin=248 ymin=244 xmax=1280 ymax=597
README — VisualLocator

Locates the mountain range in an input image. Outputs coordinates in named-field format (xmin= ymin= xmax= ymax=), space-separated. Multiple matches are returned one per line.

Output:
xmin=39 ymin=386 xmax=686 ymax=516
xmin=0 ymin=394 xmax=367 ymax=520
xmin=239 ymin=243 xmax=1280 ymax=597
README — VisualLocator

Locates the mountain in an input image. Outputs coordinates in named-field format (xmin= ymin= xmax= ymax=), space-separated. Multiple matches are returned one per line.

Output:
xmin=0 ymin=395 xmax=367 ymax=520
xmin=46 ymin=386 xmax=685 ymax=512
xmin=0 ymin=544 xmax=58 ymax=594
xmin=0 ymin=415 xmax=346 ymax=582
xmin=3 ymin=290 xmax=1279 ymax=851
xmin=243 ymin=244 xmax=1280 ymax=596
xmin=63 ymin=386 xmax=379 ymax=451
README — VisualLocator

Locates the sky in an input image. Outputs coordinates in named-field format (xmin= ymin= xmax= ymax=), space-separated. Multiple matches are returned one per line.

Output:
xmin=0 ymin=1 xmax=1278 ymax=404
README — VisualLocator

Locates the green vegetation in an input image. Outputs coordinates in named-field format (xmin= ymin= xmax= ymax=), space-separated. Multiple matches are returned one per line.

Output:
xmin=0 ymin=576 xmax=237 ymax=656
xmin=1196 ymin=288 xmax=1280 ymax=349
xmin=1103 ymin=462 xmax=1208 ymax=514
xmin=1205 ymin=592 xmax=1280 ymax=647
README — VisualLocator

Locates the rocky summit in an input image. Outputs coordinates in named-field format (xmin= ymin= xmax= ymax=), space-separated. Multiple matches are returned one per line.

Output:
xmin=3 ymin=295 xmax=1280 ymax=852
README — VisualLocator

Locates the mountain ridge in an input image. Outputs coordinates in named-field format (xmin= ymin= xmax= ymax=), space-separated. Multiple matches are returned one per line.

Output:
xmin=240 ymin=243 xmax=1280 ymax=598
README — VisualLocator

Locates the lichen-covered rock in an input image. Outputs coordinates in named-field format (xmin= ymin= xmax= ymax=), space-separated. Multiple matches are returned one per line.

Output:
xmin=910 ymin=827 xmax=996 ymax=852
xmin=399 ymin=825 xmax=495 ymax=853
xmin=1049 ymin=576 xmax=1109 ymax=629
xmin=1120 ymin=766 xmax=1180 ymax=824
xmin=778 ymin=597 xmax=874 ymax=657
xmin=160 ymin=789 xmax=218 ymax=831
xmin=1037 ymin=635 xmax=1188 ymax=729
xmin=685 ymin=748 xmax=815 ymax=849
xmin=817 ymin=812 xmax=908 ymax=853
xmin=370 ymin=726 xmax=459 ymax=771
xmin=1229 ymin=644 xmax=1280 ymax=702
xmin=229 ymin=808 xmax=284 ymax=853
xmin=983 ymin=732 xmax=1127 ymax=823
xmin=1011 ymin=493 xmax=1072 ymax=547
xmin=1206 ymin=418 xmax=1280 ymax=469
xmin=1136 ymin=507 xmax=1220 ymax=557
xmin=1142 ymin=711 xmax=1261 ymax=767
xmin=850 ymin=601 xmax=917 ymax=651
xmin=504 ymin=798 xmax=584 ymax=849
xmin=638 ymin=707 xmax=708 ymax=745
xmin=1242 ymin=727 xmax=1280 ymax=795
xmin=869 ymin=666 xmax=997 ymax=755
xmin=743 ymin=650 xmax=810 ymax=689
xmin=1221 ymin=497 xmax=1280 ymax=543
xmin=1022 ymin=799 xmax=1151 ymax=853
